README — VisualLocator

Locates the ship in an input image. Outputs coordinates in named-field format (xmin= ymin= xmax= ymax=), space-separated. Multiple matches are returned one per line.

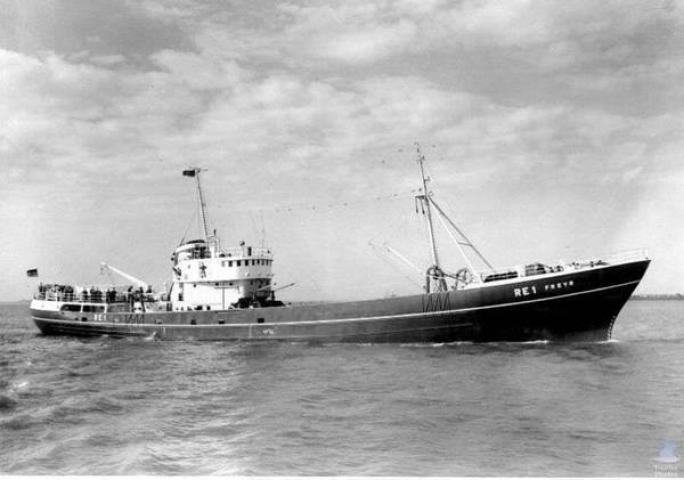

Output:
xmin=30 ymin=147 xmax=650 ymax=342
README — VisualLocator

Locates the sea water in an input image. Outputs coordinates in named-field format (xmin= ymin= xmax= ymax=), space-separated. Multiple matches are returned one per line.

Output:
xmin=1 ymin=300 xmax=683 ymax=475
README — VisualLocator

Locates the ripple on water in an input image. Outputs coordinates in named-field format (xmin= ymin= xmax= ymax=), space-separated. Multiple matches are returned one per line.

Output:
xmin=0 ymin=393 xmax=19 ymax=410
xmin=2 ymin=301 xmax=684 ymax=475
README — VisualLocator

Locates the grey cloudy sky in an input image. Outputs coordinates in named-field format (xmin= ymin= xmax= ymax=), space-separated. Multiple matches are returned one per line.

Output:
xmin=1 ymin=0 xmax=683 ymax=301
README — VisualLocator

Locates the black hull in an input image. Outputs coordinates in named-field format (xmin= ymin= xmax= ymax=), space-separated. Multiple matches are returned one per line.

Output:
xmin=31 ymin=260 xmax=649 ymax=343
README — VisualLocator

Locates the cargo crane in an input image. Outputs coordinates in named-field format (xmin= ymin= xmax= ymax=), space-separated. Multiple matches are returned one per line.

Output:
xmin=100 ymin=262 xmax=149 ymax=290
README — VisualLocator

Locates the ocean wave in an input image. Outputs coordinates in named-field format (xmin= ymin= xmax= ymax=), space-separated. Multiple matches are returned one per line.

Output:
xmin=0 ymin=393 xmax=19 ymax=410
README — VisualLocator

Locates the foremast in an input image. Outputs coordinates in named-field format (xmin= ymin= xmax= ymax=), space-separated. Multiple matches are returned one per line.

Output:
xmin=415 ymin=144 xmax=448 ymax=293
xmin=413 ymin=143 xmax=494 ymax=293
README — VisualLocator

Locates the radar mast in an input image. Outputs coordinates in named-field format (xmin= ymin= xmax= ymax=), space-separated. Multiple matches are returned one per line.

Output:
xmin=183 ymin=167 xmax=210 ymax=241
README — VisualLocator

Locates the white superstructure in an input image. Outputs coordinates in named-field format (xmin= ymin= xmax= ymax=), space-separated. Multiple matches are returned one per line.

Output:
xmin=167 ymin=167 xmax=276 ymax=311
xmin=168 ymin=238 xmax=274 ymax=311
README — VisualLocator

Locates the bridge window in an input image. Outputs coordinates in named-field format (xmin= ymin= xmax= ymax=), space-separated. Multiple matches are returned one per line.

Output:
xmin=236 ymin=260 xmax=241 ymax=267
xmin=228 ymin=261 xmax=233 ymax=267
xmin=60 ymin=304 xmax=81 ymax=312
xmin=257 ymin=318 xmax=264 ymax=324
xmin=82 ymin=305 xmax=105 ymax=313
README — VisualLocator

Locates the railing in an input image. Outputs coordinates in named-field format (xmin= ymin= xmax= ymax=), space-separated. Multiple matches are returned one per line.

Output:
xmin=33 ymin=290 xmax=156 ymax=304
xmin=588 ymin=248 xmax=649 ymax=265
xmin=476 ymin=248 xmax=648 ymax=283
xmin=219 ymin=246 xmax=273 ymax=258
xmin=176 ymin=246 xmax=274 ymax=260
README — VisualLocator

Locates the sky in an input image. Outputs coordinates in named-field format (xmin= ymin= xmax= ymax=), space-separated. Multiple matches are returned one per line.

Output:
xmin=1 ymin=0 xmax=683 ymax=301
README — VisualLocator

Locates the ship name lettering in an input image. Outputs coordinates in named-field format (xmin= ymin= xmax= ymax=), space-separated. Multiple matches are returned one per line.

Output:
xmin=514 ymin=285 xmax=537 ymax=298
xmin=544 ymin=280 xmax=574 ymax=292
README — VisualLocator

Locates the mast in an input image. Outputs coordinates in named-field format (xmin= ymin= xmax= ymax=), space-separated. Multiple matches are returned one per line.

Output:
xmin=183 ymin=167 xmax=209 ymax=240
xmin=416 ymin=143 xmax=440 ymax=268
xmin=412 ymin=146 xmax=493 ymax=289
xmin=415 ymin=143 xmax=447 ymax=293
xmin=196 ymin=171 xmax=209 ymax=241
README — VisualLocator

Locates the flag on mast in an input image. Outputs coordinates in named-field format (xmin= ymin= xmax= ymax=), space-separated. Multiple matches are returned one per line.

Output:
xmin=26 ymin=268 xmax=38 ymax=277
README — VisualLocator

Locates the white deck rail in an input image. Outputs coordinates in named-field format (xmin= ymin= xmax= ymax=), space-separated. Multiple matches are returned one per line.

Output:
xmin=220 ymin=246 xmax=273 ymax=258
xmin=476 ymin=248 xmax=648 ymax=283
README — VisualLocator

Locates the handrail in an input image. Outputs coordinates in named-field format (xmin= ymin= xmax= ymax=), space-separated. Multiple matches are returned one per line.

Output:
xmin=33 ymin=291 xmax=156 ymax=304
xmin=475 ymin=248 xmax=648 ymax=281
xmin=590 ymin=248 xmax=649 ymax=264
xmin=176 ymin=246 xmax=273 ymax=260
xmin=220 ymin=247 xmax=273 ymax=257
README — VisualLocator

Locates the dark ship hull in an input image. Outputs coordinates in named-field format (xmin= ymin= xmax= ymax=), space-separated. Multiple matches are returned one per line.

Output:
xmin=31 ymin=259 xmax=649 ymax=343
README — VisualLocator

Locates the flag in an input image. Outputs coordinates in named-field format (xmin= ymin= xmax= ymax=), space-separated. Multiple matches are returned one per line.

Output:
xmin=182 ymin=169 xmax=196 ymax=177
xmin=26 ymin=268 xmax=38 ymax=277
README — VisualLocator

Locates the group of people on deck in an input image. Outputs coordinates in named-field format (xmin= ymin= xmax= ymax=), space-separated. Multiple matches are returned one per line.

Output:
xmin=38 ymin=283 xmax=74 ymax=299
xmin=38 ymin=283 xmax=154 ymax=303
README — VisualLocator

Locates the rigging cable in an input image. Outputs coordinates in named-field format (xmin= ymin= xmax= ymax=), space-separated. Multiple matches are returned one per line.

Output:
xmin=179 ymin=204 xmax=198 ymax=245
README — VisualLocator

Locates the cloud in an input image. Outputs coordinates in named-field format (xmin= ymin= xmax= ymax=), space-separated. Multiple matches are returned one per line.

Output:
xmin=138 ymin=0 xmax=684 ymax=123
xmin=309 ymin=20 xmax=417 ymax=64
xmin=2 ymin=1 xmax=684 ymax=299
xmin=89 ymin=54 xmax=126 ymax=67
xmin=1 ymin=42 xmax=676 ymax=201
xmin=150 ymin=50 xmax=249 ymax=90
xmin=277 ymin=3 xmax=418 ymax=64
